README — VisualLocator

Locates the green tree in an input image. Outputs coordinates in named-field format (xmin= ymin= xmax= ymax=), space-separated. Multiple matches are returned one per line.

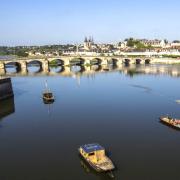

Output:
xmin=15 ymin=50 xmax=29 ymax=57
xmin=127 ymin=38 xmax=135 ymax=47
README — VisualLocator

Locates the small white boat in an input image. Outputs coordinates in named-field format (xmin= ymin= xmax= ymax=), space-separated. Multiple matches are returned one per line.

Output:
xmin=79 ymin=143 xmax=115 ymax=172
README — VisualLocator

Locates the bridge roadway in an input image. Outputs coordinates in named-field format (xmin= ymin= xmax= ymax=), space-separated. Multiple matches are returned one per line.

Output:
xmin=0 ymin=56 xmax=152 ymax=74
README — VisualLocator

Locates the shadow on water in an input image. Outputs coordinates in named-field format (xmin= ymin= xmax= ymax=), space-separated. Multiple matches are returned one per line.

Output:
xmin=0 ymin=97 xmax=15 ymax=120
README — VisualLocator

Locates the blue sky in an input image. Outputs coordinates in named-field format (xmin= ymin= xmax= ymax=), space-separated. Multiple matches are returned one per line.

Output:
xmin=0 ymin=0 xmax=180 ymax=45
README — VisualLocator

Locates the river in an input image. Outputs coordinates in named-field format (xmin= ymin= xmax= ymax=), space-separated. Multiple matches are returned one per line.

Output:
xmin=0 ymin=64 xmax=180 ymax=180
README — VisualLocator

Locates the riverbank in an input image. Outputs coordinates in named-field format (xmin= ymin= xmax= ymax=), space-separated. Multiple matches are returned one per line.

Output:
xmin=152 ymin=58 xmax=180 ymax=64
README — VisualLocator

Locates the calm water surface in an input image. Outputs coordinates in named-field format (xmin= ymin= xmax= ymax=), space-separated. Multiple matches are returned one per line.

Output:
xmin=0 ymin=64 xmax=180 ymax=180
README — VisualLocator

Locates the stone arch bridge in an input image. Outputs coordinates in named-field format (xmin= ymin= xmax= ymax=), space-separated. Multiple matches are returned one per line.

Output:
xmin=0 ymin=56 xmax=153 ymax=73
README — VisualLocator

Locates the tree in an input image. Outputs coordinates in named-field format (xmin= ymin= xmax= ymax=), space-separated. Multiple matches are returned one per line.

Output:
xmin=126 ymin=38 xmax=135 ymax=47
xmin=173 ymin=40 xmax=180 ymax=43
xmin=15 ymin=50 xmax=28 ymax=57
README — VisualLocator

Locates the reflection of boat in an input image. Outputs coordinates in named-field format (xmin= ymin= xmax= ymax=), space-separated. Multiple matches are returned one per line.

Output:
xmin=79 ymin=143 xmax=115 ymax=172
xmin=79 ymin=155 xmax=115 ymax=179
xmin=42 ymin=80 xmax=55 ymax=104
xmin=160 ymin=116 xmax=180 ymax=129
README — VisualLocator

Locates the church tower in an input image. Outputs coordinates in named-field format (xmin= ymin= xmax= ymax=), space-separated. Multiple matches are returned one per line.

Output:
xmin=84 ymin=36 xmax=94 ymax=51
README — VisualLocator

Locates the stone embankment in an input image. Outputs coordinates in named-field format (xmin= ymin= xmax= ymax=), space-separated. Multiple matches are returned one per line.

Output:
xmin=0 ymin=78 xmax=14 ymax=100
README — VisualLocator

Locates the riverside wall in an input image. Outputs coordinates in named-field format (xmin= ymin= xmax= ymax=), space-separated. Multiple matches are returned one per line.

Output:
xmin=0 ymin=78 xmax=14 ymax=100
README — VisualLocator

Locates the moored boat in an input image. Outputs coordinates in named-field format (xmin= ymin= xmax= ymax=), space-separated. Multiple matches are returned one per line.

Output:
xmin=159 ymin=116 xmax=180 ymax=129
xmin=79 ymin=143 xmax=115 ymax=172
xmin=42 ymin=80 xmax=55 ymax=104
xmin=43 ymin=92 xmax=55 ymax=104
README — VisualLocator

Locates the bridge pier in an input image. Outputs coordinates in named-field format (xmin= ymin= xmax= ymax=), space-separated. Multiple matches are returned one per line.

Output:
xmin=84 ymin=59 xmax=91 ymax=65
xmin=64 ymin=59 xmax=70 ymax=66
xmin=101 ymin=59 xmax=108 ymax=65
xmin=0 ymin=62 xmax=5 ymax=75
xmin=116 ymin=59 xmax=123 ymax=66
xmin=64 ymin=66 xmax=71 ymax=74
xmin=19 ymin=61 xmax=27 ymax=73
xmin=42 ymin=60 xmax=49 ymax=72
xmin=130 ymin=59 xmax=135 ymax=64
xmin=84 ymin=66 xmax=91 ymax=72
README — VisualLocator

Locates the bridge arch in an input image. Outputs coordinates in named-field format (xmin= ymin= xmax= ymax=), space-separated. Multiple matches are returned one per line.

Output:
xmin=27 ymin=60 xmax=43 ymax=73
xmin=90 ymin=58 xmax=102 ymax=65
xmin=124 ymin=59 xmax=131 ymax=65
xmin=70 ymin=65 xmax=85 ymax=73
xmin=49 ymin=59 xmax=64 ymax=66
xmin=4 ymin=61 xmax=22 ymax=73
xmin=50 ymin=66 xmax=65 ymax=73
xmin=27 ymin=60 xmax=43 ymax=66
xmin=90 ymin=65 xmax=102 ymax=71
xmin=136 ymin=59 xmax=142 ymax=65
xmin=145 ymin=59 xmax=151 ymax=64
xmin=108 ymin=58 xmax=118 ymax=65
xmin=70 ymin=58 xmax=85 ymax=65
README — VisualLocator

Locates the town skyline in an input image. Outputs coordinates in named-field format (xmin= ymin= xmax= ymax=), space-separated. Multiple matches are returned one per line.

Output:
xmin=1 ymin=37 xmax=180 ymax=47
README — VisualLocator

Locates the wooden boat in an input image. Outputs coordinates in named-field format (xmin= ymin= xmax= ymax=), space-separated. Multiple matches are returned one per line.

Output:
xmin=159 ymin=116 xmax=180 ymax=129
xmin=42 ymin=81 xmax=55 ymax=104
xmin=43 ymin=92 xmax=54 ymax=103
xmin=79 ymin=143 xmax=115 ymax=172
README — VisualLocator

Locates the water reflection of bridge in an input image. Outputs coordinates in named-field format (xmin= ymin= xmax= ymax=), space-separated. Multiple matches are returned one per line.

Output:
xmin=1 ymin=64 xmax=180 ymax=78
xmin=121 ymin=65 xmax=180 ymax=77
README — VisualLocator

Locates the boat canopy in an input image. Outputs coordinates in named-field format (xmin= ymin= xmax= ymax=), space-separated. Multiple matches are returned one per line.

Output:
xmin=81 ymin=143 xmax=105 ymax=154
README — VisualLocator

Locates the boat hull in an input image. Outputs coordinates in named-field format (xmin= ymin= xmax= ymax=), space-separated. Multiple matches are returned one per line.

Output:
xmin=79 ymin=149 xmax=104 ymax=172
xmin=78 ymin=149 xmax=114 ymax=172
xmin=43 ymin=97 xmax=54 ymax=104
xmin=159 ymin=117 xmax=180 ymax=130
